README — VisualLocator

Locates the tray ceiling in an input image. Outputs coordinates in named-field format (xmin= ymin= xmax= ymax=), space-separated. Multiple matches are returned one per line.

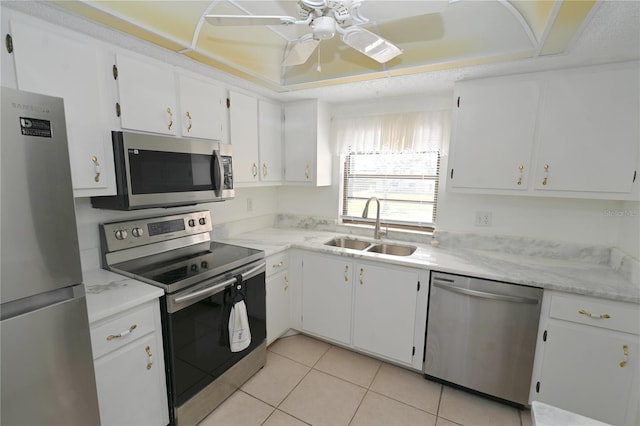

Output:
xmin=52 ymin=0 xmax=604 ymax=92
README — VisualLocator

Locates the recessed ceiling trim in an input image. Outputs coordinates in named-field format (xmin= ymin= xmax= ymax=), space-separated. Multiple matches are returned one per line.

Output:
xmin=73 ymin=0 xmax=191 ymax=53
xmin=534 ymin=0 xmax=563 ymax=56
xmin=182 ymin=0 xmax=225 ymax=53
xmin=499 ymin=0 xmax=538 ymax=47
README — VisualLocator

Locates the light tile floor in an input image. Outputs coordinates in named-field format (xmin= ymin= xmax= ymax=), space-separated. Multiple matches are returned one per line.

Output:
xmin=199 ymin=334 xmax=534 ymax=426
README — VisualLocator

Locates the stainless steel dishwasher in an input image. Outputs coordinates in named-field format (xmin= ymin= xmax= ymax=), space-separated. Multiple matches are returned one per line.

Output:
xmin=424 ymin=272 xmax=543 ymax=406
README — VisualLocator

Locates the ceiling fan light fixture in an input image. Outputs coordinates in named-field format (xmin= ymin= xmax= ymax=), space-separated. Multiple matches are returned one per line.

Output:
xmin=311 ymin=16 xmax=336 ymax=40
xmin=342 ymin=28 xmax=403 ymax=63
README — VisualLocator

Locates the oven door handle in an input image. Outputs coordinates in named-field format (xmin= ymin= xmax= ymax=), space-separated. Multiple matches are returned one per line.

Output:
xmin=241 ymin=261 xmax=266 ymax=281
xmin=174 ymin=276 xmax=237 ymax=304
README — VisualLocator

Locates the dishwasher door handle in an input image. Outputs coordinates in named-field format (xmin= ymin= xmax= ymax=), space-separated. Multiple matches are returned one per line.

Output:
xmin=432 ymin=280 xmax=539 ymax=304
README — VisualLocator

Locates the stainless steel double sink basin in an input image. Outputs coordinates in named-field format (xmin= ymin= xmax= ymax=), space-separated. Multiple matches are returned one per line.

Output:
xmin=324 ymin=237 xmax=417 ymax=257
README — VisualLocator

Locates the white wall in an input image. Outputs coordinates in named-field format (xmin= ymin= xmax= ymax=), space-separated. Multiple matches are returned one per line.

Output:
xmin=76 ymin=186 xmax=279 ymax=270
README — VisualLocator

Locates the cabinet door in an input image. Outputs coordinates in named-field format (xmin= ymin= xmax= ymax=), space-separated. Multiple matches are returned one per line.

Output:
xmin=284 ymin=100 xmax=315 ymax=183
xmin=258 ymin=99 xmax=283 ymax=183
xmin=534 ymin=64 xmax=639 ymax=194
xmin=115 ymin=53 xmax=177 ymax=136
xmin=301 ymin=253 xmax=352 ymax=345
xmin=11 ymin=19 xmax=115 ymax=196
xmin=94 ymin=333 xmax=168 ymax=426
xmin=266 ymin=269 xmax=290 ymax=345
xmin=449 ymin=78 xmax=539 ymax=190
xmin=537 ymin=321 xmax=639 ymax=425
xmin=177 ymin=74 xmax=225 ymax=140
xmin=229 ymin=91 xmax=260 ymax=183
xmin=353 ymin=262 xmax=418 ymax=364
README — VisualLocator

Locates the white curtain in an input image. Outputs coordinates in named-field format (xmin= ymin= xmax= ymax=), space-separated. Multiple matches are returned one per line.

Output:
xmin=333 ymin=110 xmax=451 ymax=155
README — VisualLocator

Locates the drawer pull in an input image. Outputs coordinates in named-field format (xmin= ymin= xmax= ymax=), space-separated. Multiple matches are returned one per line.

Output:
xmin=272 ymin=261 xmax=284 ymax=268
xmin=344 ymin=265 xmax=349 ymax=282
xmin=146 ymin=346 xmax=153 ymax=370
xmin=578 ymin=309 xmax=610 ymax=319
xmin=106 ymin=324 xmax=137 ymax=341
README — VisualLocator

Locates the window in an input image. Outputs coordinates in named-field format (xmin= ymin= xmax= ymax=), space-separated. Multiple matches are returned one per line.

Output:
xmin=335 ymin=111 xmax=449 ymax=232
xmin=342 ymin=151 xmax=440 ymax=231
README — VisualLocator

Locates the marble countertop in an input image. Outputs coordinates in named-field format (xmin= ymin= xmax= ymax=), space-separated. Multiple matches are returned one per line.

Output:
xmin=83 ymin=268 xmax=164 ymax=323
xmin=531 ymin=402 xmax=610 ymax=426
xmin=222 ymin=228 xmax=640 ymax=304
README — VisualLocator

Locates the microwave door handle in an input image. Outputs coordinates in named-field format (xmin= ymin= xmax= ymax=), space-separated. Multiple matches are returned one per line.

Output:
xmin=211 ymin=149 xmax=223 ymax=197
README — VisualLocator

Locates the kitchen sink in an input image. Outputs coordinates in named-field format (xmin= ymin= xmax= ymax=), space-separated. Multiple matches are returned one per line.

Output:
xmin=366 ymin=243 xmax=417 ymax=256
xmin=324 ymin=237 xmax=372 ymax=250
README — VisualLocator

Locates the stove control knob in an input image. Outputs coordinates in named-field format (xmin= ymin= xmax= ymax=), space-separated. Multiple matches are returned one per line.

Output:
xmin=114 ymin=229 xmax=128 ymax=240
xmin=201 ymin=261 xmax=208 ymax=269
xmin=188 ymin=219 xmax=196 ymax=227
xmin=199 ymin=217 xmax=206 ymax=226
xmin=190 ymin=264 xmax=198 ymax=272
xmin=131 ymin=227 xmax=144 ymax=238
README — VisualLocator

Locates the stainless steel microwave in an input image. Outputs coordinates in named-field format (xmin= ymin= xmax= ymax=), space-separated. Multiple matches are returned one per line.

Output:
xmin=91 ymin=131 xmax=234 ymax=210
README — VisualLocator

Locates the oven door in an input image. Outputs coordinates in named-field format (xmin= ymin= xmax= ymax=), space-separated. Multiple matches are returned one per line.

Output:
xmin=162 ymin=261 xmax=266 ymax=409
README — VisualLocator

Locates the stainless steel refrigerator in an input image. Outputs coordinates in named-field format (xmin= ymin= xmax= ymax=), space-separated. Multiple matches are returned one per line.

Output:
xmin=1 ymin=87 xmax=101 ymax=425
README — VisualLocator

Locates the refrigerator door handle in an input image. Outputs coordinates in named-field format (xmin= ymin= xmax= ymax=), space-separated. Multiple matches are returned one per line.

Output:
xmin=0 ymin=285 xmax=84 ymax=321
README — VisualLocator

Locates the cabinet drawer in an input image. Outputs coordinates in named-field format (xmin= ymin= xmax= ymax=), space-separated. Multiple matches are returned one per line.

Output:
xmin=90 ymin=302 xmax=157 ymax=359
xmin=266 ymin=252 xmax=289 ymax=277
xmin=549 ymin=294 xmax=640 ymax=335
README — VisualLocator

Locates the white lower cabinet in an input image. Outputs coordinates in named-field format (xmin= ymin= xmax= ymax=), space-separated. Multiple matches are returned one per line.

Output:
xmin=353 ymin=261 xmax=420 ymax=365
xmin=299 ymin=251 xmax=427 ymax=368
xmin=531 ymin=291 xmax=640 ymax=425
xmin=301 ymin=252 xmax=353 ymax=346
xmin=266 ymin=251 xmax=290 ymax=345
xmin=90 ymin=300 xmax=168 ymax=426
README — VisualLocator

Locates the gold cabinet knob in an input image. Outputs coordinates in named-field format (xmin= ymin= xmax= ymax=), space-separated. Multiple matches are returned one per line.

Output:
xmin=542 ymin=164 xmax=549 ymax=186
xmin=185 ymin=111 xmax=192 ymax=133
xmin=92 ymin=155 xmax=101 ymax=182
xmin=145 ymin=346 xmax=153 ymax=370
xmin=167 ymin=107 xmax=173 ymax=130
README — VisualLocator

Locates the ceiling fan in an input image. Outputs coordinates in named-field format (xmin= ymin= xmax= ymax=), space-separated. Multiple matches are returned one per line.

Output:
xmin=204 ymin=0 xmax=407 ymax=67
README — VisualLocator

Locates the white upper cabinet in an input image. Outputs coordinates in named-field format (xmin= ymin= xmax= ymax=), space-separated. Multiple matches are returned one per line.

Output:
xmin=258 ymin=99 xmax=283 ymax=183
xmin=177 ymin=73 xmax=225 ymax=140
xmin=534 ymin=64 xmax=639 ymax=194
xmin=229 ymin=90 xmax=260 ymax=183
xmin=284 ymin=99 xmax=331 ymax=186
xmin=114 ymin=53 xmax=177 ymax=136
xmin=450 ymin=78 xmax=540 ymax=191
xmin=447 ymin=61 xmax=640 ymax=200
xmin=10 ymin=18 xmax=116 ymax=197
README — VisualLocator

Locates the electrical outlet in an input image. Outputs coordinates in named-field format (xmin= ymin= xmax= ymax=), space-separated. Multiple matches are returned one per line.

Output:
xmin=246 ymin=198 xmax=253 ymax=212
xmin=475 ymin=211 xmax=492 ymax=227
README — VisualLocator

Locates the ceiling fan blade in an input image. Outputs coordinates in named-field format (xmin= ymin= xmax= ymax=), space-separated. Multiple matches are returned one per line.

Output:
xmin=282 ymin=38 xmax=320 ymax=66
xmin=205 ymin=14 xmax=297 ymax=26
xmin=341 ymin=27 xmax=402 ymax=63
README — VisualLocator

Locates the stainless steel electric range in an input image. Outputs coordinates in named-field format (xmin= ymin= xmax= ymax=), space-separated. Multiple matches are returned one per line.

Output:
xmin=99 ymin=210 xmax=266 ymax=426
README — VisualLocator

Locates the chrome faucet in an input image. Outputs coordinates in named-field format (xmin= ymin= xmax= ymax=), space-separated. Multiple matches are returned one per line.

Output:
xmin=362 ymin=197 xmax=386 ymax=240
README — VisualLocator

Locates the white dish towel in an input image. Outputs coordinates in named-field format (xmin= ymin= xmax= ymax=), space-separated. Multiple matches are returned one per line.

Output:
xmin=228 ymin=300 xmax=251 ymax=352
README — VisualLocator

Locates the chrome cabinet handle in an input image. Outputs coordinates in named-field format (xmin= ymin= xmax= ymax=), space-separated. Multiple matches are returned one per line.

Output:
xmin=620 ymin=345 xmax=629 ymax=368
xmin=578 ymin=309 xmax=611 ymax=319
xmin=92 ymin=156 xmax=101 ymax=182
xmin=106 ymin=324 xmax=137 ymax=341
xmin=145 ymin=346 xmax=153 ymax=370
